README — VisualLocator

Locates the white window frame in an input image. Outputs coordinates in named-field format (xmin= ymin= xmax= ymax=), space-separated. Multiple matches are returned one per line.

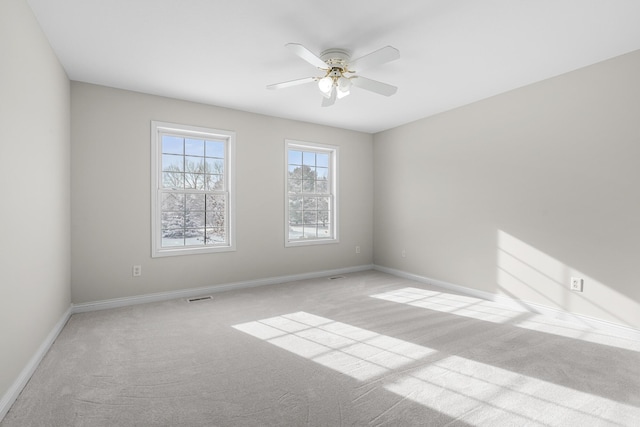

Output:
xmin=151 ymin=121 xmax=236 ymax=257
xmin=285 ymin=139 xmax=339 ymax=247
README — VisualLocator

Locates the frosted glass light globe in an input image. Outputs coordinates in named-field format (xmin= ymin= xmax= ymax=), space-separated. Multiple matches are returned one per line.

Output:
xmin=318 ymin=77 xmax=333 ymax=94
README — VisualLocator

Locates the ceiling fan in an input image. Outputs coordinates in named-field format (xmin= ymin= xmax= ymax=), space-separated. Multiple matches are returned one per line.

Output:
xmin=267 ymin=43 xmax=400 ymax=107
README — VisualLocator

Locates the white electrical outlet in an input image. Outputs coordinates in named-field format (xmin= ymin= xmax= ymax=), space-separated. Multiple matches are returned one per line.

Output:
xmin=401 ymin=249 xmax=406 ymax=258
xmin=355 ymin=246 xmax=361 ymax=254
xmin=133 ymin=265 xmax=142 ymax=277
xmin=570 ymin=277 xmax=583 ymax=292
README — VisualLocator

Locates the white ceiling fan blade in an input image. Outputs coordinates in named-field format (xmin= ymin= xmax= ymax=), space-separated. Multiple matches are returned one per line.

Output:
xmin=267 ymin=77 xmax=316 ymax=90
xmin=351 ymin=76 xmax=398 ymax=96
xmin=321 ymin=88 xmax=336 ymax=107
xmin=349 ymin=46 xmax=399 ymax=71
xmin=286 ymin=43 xmax=328 ymax=69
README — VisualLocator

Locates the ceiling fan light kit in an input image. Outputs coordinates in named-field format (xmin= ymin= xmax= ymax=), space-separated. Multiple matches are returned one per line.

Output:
xmin=267 ymin=43 xmax=399 ymax=107
xmin=318 ymin=76 xmax=334 ymax=95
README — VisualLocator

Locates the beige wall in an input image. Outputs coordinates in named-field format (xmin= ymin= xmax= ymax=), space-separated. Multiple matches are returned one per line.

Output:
xmin=70 ymin=83 xmax=373 ymax=303
xmin=374 ymin=50 xmax=640 ymax=329
xmin=0 ymin=0 xmax=71 ymax=405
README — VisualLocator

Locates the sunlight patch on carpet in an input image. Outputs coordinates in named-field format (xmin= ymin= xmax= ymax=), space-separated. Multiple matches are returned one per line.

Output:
xmin=385 ymin=353 xmax=640 ymax=426
xmin=370 ymin=287 xmax=640 ymax=351
xmin=233 ymin=311 xmax=434 ymax=381
xmin=234 ymin=311 xmax=639 ymax=426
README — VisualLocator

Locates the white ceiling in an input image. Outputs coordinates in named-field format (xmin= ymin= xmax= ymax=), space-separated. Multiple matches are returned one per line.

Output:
xmin=27 ymin=0 xmax=640 ymax=133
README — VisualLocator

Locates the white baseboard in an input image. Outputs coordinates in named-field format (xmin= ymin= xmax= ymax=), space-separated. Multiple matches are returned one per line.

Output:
xmin=373 ymin=264 xmax=640 ymax=341
xmin=73 ymin=264 xmax=374 ymax=314
xmin=0 ymin=306 xmax=72 ymax=421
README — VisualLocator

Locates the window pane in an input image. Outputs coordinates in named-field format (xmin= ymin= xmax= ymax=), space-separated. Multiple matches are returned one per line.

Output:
xmin=303 ymin=226 xmax=318 ymax=239
xmin=162 ymin=154 xmax=183 ymax=172
xmin=185 ymin=228 xmax=205 ymax=245
xmin=318 ymin=211 xmax=330 ymax=227
xmin=289 ymin=210 xmax=302 ymax=225
xmin=206 ymin=195 xmax=226 ymax=228
xmin=205 ymin=174 xmax=223 ymax=190
xmin=289 ymin=221 xmax=303 ymax=239
xmin=316 ymin=167 xmax=328 ymax=180
xmin=185 ymin=156 xmax=204 ymax=172
xmin=185 ymin=173 xmax=206 ymax=190
xmin=302 ymin=152 xmax=316 ymax=166
xmin=316 ymin=153 xmax=329 ymax=167
xmin=302 ymin=179 xmax=315 ymax=193
xmin=301 ymin=165 xmax=317 ymax=181
xmin=162 ymin=235 xmax=184 ymax=247
xmin=288 ymin=179 xmax=301 ymax=193
xmin=303 ymin=196 xmax=317 ymax=210
xmin=306 ymin=166 xmax=317 ymax=179
xmin=206 ymin=194 xmax=225 ymax=210
xmin=163 ymin=172 xmax=184 ymax=189
xmin=186 ymin=211 xmax=205 ymax=228
xmin=289 ymin=196 xmax=302 ymax=210
xmin=316 ymin=180 xmax=328 ymax=193
xmin=161 ymin=210 xmax=185 ymax=248
xmin=162 ymin=193 xmax=185 ymax=211
xmin=186 ymin=194 xmax=205 ymax=211
xmin=162 ymin=211 xmax=184 ymax=230
xmin=205 ymin=228 xmax=226 ymax=244
xmin=318 ymin=197 xmax=330 ymax=211
xmin=162 ymin=136 xmax=183 ymax=155
xmin=206 ymin=211 xmax=225 ymax=228
xmin=205 ymin=158 xmax=224 ymax=174
xmin=185 ymin=139 xmax=205 ymax=156
xmin=288 ymin=165 xmax=302 ymax=179
xmin=206 ymin=140 xmax=224 ymax=158
xmin=289 ymin=150 xmax=302 ymax=165
xmin=318 ymin=225 xmax=330 ymax=238
xmin=206 ymin=195 xmax=225 ymax=227
xmin=303 ymin=211 xmax=317 ymax=225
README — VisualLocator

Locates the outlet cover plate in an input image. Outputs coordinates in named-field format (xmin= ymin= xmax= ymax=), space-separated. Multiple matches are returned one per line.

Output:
xmin=570 ymin=277 xmax=583 ymax=292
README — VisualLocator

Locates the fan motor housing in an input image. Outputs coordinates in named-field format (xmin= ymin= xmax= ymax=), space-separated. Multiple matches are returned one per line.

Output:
xmin=320 ymin=48 xmax=350 ymax=70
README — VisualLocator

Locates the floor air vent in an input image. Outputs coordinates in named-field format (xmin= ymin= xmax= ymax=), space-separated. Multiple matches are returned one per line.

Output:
xmin=187 ymin=296 xmax=213 ymax=303
xmin=328 ymin=275 xmax=345 ymax=280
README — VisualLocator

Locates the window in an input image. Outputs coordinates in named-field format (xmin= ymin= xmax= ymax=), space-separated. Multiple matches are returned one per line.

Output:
xmin=151 ymin=121 xmax=235 ymax=257
xmin=285 ymin=140 xmax=338 ymax=246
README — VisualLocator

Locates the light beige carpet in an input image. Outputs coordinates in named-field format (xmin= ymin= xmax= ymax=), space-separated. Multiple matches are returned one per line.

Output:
xmin=3 ymin=270 xmax=640 ymax=426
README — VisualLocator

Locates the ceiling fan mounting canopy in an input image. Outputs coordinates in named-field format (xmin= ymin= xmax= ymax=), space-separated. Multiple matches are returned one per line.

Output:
xmin=320 ymin=48 xmax=351 ymax=69
xmin=267 ymin=43 xmax=399 ymax=107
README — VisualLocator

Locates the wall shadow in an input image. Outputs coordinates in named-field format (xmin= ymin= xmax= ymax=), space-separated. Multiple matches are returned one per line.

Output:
xmin=496 ymin=229 xmax=638 ymax=329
